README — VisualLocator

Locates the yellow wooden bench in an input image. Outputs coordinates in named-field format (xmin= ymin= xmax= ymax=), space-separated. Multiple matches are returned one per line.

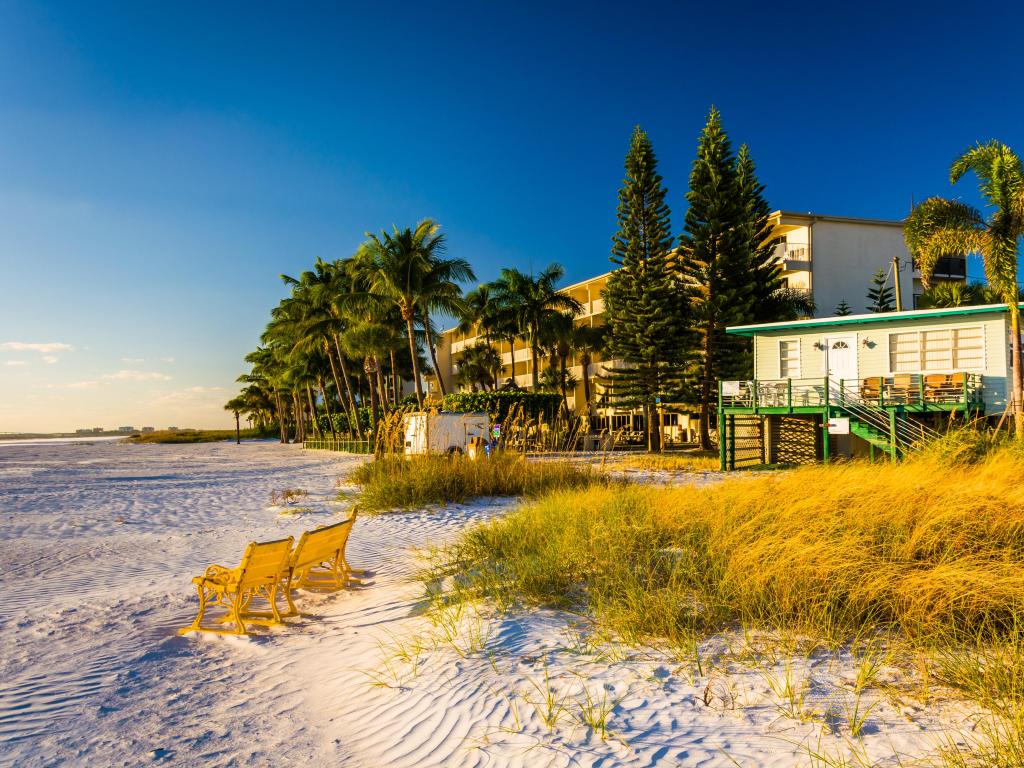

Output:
xmin=178 ymin=536 xmax=294 ymax=636
xmin=283 ymin=512 xmax=364 ymax=616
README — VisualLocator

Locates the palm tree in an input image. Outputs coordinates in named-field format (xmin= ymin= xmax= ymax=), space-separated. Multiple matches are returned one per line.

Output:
xmin=455 ymin=342 xmax=502 ymax=391
xmin=567 ymin=324 xmax=608 ymax=417
xmin=490 ymin=264 xmax=582 ymax=390
xmin=354 ymin=220 xmax=466 ymax=408
xmin=905 ymin=141 xmax=1024 ymax=433
xmin=916 ymin=281 xmax=995 ymax=309
xmin=418 ymin=255 xmax=475 ymax=398
xmin=224 ymin=395 xmax=247 ymax=444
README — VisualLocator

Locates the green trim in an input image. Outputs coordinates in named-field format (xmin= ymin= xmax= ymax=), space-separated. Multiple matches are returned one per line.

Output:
xmin=726 ymin=303 xmax=1021 ymax=337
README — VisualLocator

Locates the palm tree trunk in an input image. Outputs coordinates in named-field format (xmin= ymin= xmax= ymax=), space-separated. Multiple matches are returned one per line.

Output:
xmin=405 ymin=312 xmax=424 ymax=408
xmin=558 ymin=352 xmax=570 ymax=418
xmin=293 ymin=391 xmax=305 ymax=443
xmin=319 ymin=379 xmax=337 ymax=439
xmin=306 ymin=385 xmax=323 ymax=440
xmin=423 ymin=312 xmax=447 ymax=397
xmin=531 ymin=344 xmax=540 ymax=390
xmin=323 ymin=340 xmax=347 ymax=425
xmin=1010 ymin=303 xmax=1024 ymax=436
xmin=375 ymin=357 xmax=388 ymax=410
xmin=332 ymin=334 xmax=364 ymax=440
xmin=581 ymin=351 xmax=592 ymax=417
xmin=274 ymin=389 xmax=288 ymax=443
xmin=364 ymin=357 xmax=379 ymax=444
xmin=234 ymin=412 xmax=240 ymax=444
xmin=390 ymin=349 xmax=399 ymax=404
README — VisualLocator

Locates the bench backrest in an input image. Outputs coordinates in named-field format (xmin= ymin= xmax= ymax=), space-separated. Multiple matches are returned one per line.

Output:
xmin=237 ymin=537 xmax=294 ymax=588
xmin=291 ymin=517 xmax=354 ymax=571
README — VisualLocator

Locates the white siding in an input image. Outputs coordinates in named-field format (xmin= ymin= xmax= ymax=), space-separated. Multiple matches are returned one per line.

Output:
xmin=751 ymin=311 xmax=1010 ymax=410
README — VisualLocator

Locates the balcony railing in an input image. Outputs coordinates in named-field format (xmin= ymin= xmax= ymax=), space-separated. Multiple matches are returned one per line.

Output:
xmin=720 ymin=373 xmax=983 ymax=410
xmin=772 ymin=242 xmax=811 ymax=265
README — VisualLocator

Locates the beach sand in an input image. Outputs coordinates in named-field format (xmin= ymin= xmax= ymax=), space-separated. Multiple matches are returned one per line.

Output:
xmin=0 ymin=441 xmax=981 ymax=766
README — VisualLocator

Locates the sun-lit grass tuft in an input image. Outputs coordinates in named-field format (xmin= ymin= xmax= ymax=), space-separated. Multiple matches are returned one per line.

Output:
xmin=352 ymin=451 xmax=608 ymax=511
xmin=614 ymin=452 xmax=721 ymax=473
xmin=431 ymin=440 xmax=1024 ymax=758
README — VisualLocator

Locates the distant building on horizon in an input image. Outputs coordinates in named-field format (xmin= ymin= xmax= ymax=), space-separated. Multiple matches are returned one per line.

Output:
xmin=141 ymin=427 xmax=155 ymax=433
xmin=117 ymin=426 xmax=135 ymax=433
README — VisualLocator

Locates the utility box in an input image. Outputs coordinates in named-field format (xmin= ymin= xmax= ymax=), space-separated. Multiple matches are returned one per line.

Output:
xmin=403 ymin=411 xmax=490 ymax=456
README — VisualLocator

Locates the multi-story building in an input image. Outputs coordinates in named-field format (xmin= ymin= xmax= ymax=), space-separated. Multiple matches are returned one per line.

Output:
xmin=768 ymin=211 xmax=966 ymax=316
xmin=432 ymin=211 xmax=968 ymax=436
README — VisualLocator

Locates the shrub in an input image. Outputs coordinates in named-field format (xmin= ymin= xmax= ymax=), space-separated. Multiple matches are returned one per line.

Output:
xmin=441 ymin=391 xmax=561 ymax=422
xmin=352 ymin=452 xmax=605 ymax=511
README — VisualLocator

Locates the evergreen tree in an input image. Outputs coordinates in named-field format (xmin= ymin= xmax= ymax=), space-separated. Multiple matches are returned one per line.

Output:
xmin=737 ymin=144 xmax=787 ymax=321
xmin=678 ymin=107 xmax=752 ymax=449
xmin=603 ymin=125 xmax=689 ymax=452
xmin=866 ymin=269 xmax=895 ymax=312
xmin=834 ymin=299 xmax=853 ymax=316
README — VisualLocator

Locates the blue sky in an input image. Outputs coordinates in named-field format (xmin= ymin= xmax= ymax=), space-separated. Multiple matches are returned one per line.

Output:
xmin=2 ymin=1 xmax=1022 ymax=431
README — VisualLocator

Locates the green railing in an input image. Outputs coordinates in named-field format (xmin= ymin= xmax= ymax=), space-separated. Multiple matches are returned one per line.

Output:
xmin=720 ymin=373 xmax=983 ymax=410
xmin=302 ymin=439 xmax=372 ymax=453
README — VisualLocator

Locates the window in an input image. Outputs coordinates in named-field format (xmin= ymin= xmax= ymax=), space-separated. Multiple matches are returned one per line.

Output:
xmin=888 ymin=326 xmax=985 ymax=372
xmin=779 ymin=339 xmax=801 ymax=378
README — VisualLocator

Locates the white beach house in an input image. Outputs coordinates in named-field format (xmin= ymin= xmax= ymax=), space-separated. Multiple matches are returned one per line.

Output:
xmin=717 ymin=304 xmax=1015 ymax=468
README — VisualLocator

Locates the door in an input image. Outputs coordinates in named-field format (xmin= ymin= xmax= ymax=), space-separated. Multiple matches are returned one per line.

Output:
xmin=825 ymin=335 xmax=858 ymax=397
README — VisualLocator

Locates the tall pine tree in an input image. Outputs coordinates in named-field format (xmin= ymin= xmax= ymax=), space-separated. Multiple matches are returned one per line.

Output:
xmin=679 ymin=107 xmax=753 ymax=449
xmin=603 ymin=126 xmax=689 ymax=452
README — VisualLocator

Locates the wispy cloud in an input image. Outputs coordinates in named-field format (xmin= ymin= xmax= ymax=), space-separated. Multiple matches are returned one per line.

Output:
xmin=161 ymin=357 xmax=176 ymax=364
xmin=151 ymin=386 xmax=225 ymax=406
xmin=120 ymin=357 xmax=145 ymax=363
xmin=1 ymin=341 xmax=73 ymax=353
xmin=3 ymin=360 xmax=29 ymax=367
xmin=41 ymin=355 xmax=59 ymax=364
xmin=104 ymin=369 xmax=172 ymax=381
xmin=66 ymin=380 xmax=99 ymax=389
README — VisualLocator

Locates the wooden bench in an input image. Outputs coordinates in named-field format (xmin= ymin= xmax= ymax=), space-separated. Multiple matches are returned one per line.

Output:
xmin=284 ymin=513 xmax=364 ymax=616
xmin=178 ymin=536 xmax=294 ymax=636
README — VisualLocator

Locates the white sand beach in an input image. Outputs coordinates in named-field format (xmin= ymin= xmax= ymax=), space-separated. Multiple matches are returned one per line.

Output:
xmin=0 ymin=441 xmax=984 ymax=767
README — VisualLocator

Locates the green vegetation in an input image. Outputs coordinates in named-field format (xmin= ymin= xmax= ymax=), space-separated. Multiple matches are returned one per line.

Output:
xmin=905 ymin=141 xmax=1024 ymax=433
xmin=431 ymin=444 xmax=1024 ymax=761
xmin=679 ymin=108 xmax=806 ymax=449
xmin=440 ymin=391 xmax=561 ymax=421
xmin=603 ymin=125 xmax=689 ymax=452
xmin=865 ymin=267 xmax=895 ymax=312
xmin=130 ymin=429 xmax=271 ymax=444
xmin=352 ymin=453 xmax=605 ymax=511
xmin=614 ymin=451 xmax=719 ymax=472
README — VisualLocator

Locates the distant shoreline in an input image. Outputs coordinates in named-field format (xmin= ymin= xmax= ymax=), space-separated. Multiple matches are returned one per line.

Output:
xmin=0 ymin=432 xmax=134 ymax=441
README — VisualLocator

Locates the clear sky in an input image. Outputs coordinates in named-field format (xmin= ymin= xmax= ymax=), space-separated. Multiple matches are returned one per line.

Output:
xmin=2 ymin=1 xmax=1023 ymax=432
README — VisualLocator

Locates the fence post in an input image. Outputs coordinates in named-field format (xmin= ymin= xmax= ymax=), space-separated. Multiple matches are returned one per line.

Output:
xmin=822 ymin=377 xmax=830 ymax=465
xmin=718 ymin=380 xmax=727 ymax=471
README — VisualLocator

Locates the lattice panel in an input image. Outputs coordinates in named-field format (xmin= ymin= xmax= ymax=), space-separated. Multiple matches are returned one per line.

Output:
xmin=730 ymin=414 xmax=764 ymax=467
xmin=769 ymin=415 xmax=820 ymax=465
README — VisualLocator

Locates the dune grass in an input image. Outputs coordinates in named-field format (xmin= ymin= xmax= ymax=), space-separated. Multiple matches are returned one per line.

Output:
xmin=614 ymin=451 xmax=720 ymax=472
xmin=352 ymin=452 xmax=606 ymax=511
xmin=432 ymin=441 xmax=1024 ymax=761
xmin=130 ymin=429 xmax=268 ymax=444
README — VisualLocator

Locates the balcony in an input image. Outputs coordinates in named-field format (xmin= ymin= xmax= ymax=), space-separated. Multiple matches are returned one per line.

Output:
xmin=772 ymin=242 xmax=812 ymax=270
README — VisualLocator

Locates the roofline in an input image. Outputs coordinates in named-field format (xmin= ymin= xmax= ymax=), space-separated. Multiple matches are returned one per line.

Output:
xmin=726 ymin=303 xmax=1019 ymax=336
xmin=769 ymin=210 xmax=906 ymax=228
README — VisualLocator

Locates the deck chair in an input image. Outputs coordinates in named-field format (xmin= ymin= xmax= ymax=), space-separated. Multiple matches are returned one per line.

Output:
xmin=179 ymin=537 xmax=294 ymax=636
xmin=861 ymin=376 xmax=882 ymax=403
xmin=284 ymin=512 xmax=366 ymax=616
xmin=889 ymin=374 xmax=914 ymax=403
xmin=923 ymin=373 xmax=950 ymax=403
xmin=949 ymin=372 xmax=968 ymax=402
